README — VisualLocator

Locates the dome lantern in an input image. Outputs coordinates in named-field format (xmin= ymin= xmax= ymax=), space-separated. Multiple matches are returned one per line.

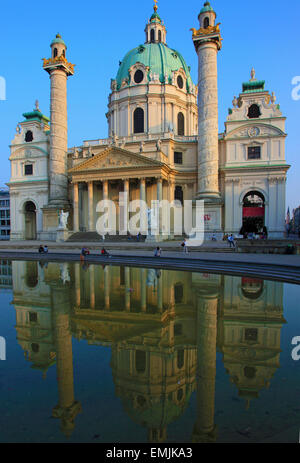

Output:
xmin=145 ymin=0 xmax=167 ymax=44
xmin=198 ymin=1 xmax=216 ymax=29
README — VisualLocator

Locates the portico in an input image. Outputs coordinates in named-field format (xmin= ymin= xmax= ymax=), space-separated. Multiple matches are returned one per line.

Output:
xmin=69 ymin=146 xmax=194 ymax=236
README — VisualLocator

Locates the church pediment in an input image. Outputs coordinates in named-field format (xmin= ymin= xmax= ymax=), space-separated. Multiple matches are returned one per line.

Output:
xmin=225 ymin=123 xmax=286 ymax=140
xmin=69 ymin=147 xmax=164 ymax=174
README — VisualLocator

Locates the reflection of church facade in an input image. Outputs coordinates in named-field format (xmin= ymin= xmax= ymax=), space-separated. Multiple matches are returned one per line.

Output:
xmin=8 ymin=1 xmax=289 ymax=241
xmin=11 ymin=260 xmax=286 ymax=442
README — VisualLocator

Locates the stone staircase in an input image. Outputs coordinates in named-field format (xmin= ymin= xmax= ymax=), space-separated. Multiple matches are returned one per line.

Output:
xmin=67 ymin=232 xmax=146 ymax=243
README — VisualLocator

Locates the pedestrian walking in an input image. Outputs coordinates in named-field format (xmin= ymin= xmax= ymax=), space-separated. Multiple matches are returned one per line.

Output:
xmin=181 ymin=239 xmax=188 ymax=254
xmin=154 ymin=247 xmax=162 ymax=257
xmin=228 ymin=234 xmax=235 ymax=248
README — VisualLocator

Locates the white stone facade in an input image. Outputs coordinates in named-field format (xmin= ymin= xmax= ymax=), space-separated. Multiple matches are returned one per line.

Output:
xmin=8 ymin=3 xmax=290 ymax=241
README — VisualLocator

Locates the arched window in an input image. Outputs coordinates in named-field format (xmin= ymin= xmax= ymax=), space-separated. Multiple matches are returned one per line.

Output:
xmin=31 ymin=343 xmax=39 ymax=353
xmin=26 ymin=261 xmax=38 ymax=288
xmin=175 ymin=186 xmax=183 ymax=205
xmin=174 ymin=283 xmax=183 ymax=303
xmin=248 ymin=104 xmax=261 ymax=119
xmin=177 ymin=350 xmax=184 ymax=369
xmin=62 ymin=49 xmax=65 ymax=57
xmin=25 ymin=130 xmax=33 ymax=142
xmin=158 ymin=30 xmax=162 ymax=42
xmin=177 ymin=112 xmax=184 ymax=136
xmin=136 ymin=350 xmax=146 ymax=373
xmin=134 ymin=108 xmax=144 ymax=134
xmin=204 ymin=17 xmax=210 ymax=28
xmin=150 ymin=29 xmax=155 ymax=42
xmin=53 ymin=48 xmax=58 ymax=58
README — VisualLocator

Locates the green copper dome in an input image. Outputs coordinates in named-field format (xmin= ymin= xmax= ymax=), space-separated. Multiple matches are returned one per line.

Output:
xmin=50 ymin=33 xmax=66 ymax=47
xmin=150 ymin=12 xmax=162 ymax=23
xmin=200 ymin=1 xmax=214 ymax=14
xmin=115 ymin=42 xmax=194 ymax=92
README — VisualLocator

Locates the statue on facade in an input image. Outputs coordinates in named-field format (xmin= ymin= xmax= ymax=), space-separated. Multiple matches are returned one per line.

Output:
xmin=59 ymin=210 xmax=69 ymax=229
xmin=147 ymin=208 xmax=158 ymax=236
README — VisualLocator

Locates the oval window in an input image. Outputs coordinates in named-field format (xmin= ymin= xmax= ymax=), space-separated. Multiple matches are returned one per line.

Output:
xmin=177 ymin=75 xmax=184 ymax=89
xmin=134 ymin=70 xmax=144 ymax=84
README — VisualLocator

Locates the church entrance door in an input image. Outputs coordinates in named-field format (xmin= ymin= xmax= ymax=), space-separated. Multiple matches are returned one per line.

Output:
xmin=24 ymin=201 xmax=37 ymax=240
xmin=242 ymin=191 xmax=265 ymax=235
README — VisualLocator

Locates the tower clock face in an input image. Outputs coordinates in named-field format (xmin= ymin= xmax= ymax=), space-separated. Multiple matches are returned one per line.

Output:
xmin=248 ymin=127 xmax=260 ymax=138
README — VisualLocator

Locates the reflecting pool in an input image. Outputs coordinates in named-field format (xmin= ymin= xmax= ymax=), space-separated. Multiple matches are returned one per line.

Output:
xmin=0 ymin=259 xmax=300 ymax=443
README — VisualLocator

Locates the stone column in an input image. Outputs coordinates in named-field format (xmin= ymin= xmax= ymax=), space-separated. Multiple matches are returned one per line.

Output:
xmin=191 ymin=9 xmax=223 ymax=237
xmin=88 ymin=181 xmax=94 ymax=231
xmin=157 ymin=178 xmax=163 ymax=235
xmin=140 ymin=178 xmax=146 ymax=203
xmin=140 ymin=178 xmax=147 ymax=234
xmin=196 ymin=41 xmax=221 ymax=200
xmin=48 ymin=69 xmax=69 ymax=205
xmin=168 ymin=180 xmax=175 ymax=203
xmin=121 ymin=179 xmax=129 ymax=233
xmin=103 ymin=180 xmax=108 ymax=201
xmin=73 ymin=182 xmax=79 ymax=232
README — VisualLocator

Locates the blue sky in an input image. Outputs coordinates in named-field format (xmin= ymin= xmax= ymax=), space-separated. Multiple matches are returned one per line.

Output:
xmin=0 ymin=0 xmax=299 ymax=211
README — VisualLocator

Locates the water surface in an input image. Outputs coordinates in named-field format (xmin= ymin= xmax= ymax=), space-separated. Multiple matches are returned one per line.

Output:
xmin=0 ymin=259 xmax=299 ymax=443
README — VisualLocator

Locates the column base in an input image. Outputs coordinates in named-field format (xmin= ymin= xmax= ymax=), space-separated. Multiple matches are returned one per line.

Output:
xmin=56 ymin=229 xmax=72 ymax=242
xmin=190 ymin=198 xmax=224 ymax=242
xmin=42 ymin=204 xmax=72 ymax=235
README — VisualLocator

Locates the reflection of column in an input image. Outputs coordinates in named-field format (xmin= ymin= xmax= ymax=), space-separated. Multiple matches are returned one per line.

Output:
xmin=88 ymin=181 xmax=94 ymax=231
xmin=193 ymin=290 xmax=218 ymax=443
xmin=73 ymin=182 xmax=79 ymax=232
xmin=104 ymin=265 xmax=110 ymax=310
xmin=90 ymin=265 xmax=95 ymax=309
xmin=125 ymin=267 xmax=130 ymax=312
xmin=157 ymin=272 xmax=163 ymax=312
xmin=140 ymin=268 xmax=147 ymax=312
xmin=51 ymin=284 xmax=81 ymax=437
xmin=75 ymin=263 xmax=80 ymax=307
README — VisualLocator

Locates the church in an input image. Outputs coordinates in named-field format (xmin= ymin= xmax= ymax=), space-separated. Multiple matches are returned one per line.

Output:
xmin=8 ymin=1 xmax=289 ymax=241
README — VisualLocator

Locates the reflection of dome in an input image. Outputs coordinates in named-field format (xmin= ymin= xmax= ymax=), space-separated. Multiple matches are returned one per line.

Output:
xmin=241 ymin=278 xmax=264 ymax=300
xmin=121 ymin=387 xmax=192 ymax=431
xmin=116 ymin=43 xmax=193 ymax=91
